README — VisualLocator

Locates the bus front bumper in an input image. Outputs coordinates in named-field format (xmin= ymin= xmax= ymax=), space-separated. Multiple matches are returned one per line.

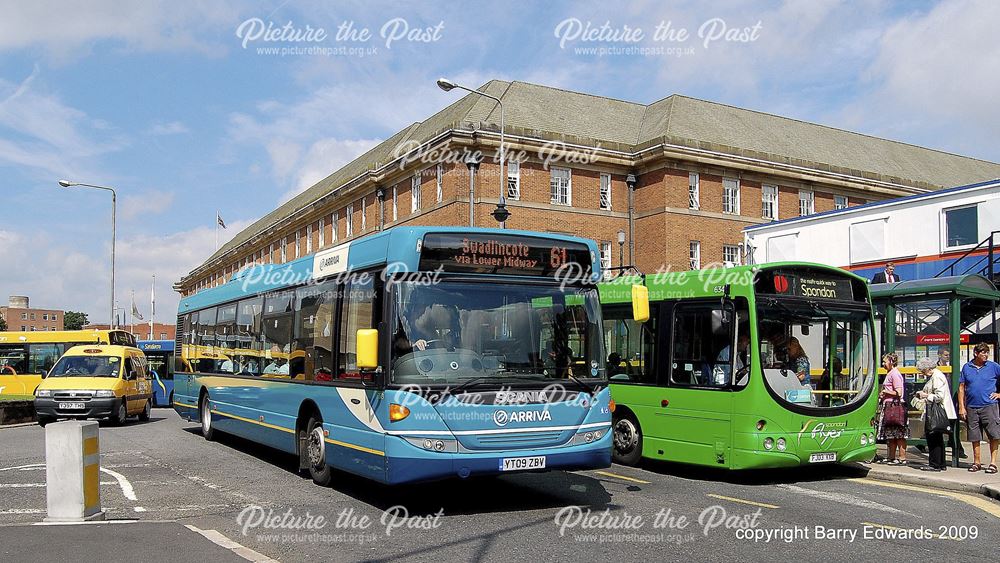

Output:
xmin=381 ymin=432 xmax=613 ymax=485
xmin=34 ymin=397 xmax=121 ymax=420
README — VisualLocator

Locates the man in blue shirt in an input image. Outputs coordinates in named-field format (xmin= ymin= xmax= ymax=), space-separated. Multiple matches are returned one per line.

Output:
xmin=958 ymin=344 xmax=1000 ymax=473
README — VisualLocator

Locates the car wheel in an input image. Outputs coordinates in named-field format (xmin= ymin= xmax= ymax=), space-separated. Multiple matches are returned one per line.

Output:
xmin=612 ymin=412 xmax=643 ymax=466
xmin=200 ymin=393 xmax=215 ymax=441
xmin=139 ymin=399 xmax=151 ymax=421
xmin=37 ymin=416 xmax=55 ymax=427
xmin=113 ymin=400 xmax=128 ymax=426
xmin=306 ymin=415 xmax=333 ymax=486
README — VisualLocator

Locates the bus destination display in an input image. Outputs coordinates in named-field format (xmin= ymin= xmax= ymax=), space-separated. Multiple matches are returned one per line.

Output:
xmin=419 ymin=233 xmax=592 ymax=277
xmin=760 ymin=271 xmax=855 ymax=301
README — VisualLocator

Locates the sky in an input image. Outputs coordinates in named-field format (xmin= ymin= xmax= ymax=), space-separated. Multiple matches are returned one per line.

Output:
xmin=1 ymin=0 xmax=998 ymax=326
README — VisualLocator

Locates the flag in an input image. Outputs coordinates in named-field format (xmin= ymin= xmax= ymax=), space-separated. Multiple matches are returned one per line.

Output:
xmin=217 ymin=212 xmax=227 ymax=229
xmin=131 ymin=295 xmax=144 ymax=321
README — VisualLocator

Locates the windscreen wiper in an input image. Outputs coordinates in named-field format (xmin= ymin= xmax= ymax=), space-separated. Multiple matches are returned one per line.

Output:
xmin=764 ymin=298 xmax=814 ymax=321
xmin=565 ymin=371 xmax=596 ymax=396
xmin=442 ymin=376 xmax=502 ymax=400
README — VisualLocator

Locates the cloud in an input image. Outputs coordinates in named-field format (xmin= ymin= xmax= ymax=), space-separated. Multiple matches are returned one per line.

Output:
xmin=147 ymin=121 xmax=190 ymax=136
xmin=119 ymin=190 xmax=177 ymax=221
xmin=0 ymin=66 xmax=126 ymax=180
xmin=0 ymin=1 xmax=239 ymax=58
xmin=277 ymin=137 xmax=382 ymax=203
xmin=0 ymin=219 xmax=252 ymax=326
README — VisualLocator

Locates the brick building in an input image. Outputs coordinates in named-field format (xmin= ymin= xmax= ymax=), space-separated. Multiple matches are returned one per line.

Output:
xmin=0 ymin=296 xmax=64 ymax=331
xmin=176 ymin=80 xmax=1000 ymax=295
xmin=84 ymin=323 xmax=176 ymax=341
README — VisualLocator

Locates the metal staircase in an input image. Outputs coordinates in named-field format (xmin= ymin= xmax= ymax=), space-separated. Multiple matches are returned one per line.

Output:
xmin=934 ymin=229 xmax=1000 ymax=284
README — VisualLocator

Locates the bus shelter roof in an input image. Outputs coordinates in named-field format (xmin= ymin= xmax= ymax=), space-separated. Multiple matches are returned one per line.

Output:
xmin=869 ymin=274 xmax=1000 ymax=302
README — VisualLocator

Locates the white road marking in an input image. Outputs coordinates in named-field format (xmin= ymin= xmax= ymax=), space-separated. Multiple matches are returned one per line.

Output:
xmin=0 ymin=509 xmax=45 ymax=515
xmin=134 ymin=506 xmax=147 ymax=513
xmin=185 ymin=525 xmax=279 ymax=563
xmin=776 ymin=484 xmax=912 ymax=515
xmin=0 ymin=463 xmax=44 ymax=472
xmin=0 ymin=481 xmax=117 ymax=488
xmin=99 ymin=467 xmax=137 ymax=501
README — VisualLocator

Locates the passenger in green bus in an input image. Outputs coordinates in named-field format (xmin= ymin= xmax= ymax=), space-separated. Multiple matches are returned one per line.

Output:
xmin=786 ymin=337 xmax=811 ymax=385
xmin=713 ymin=331 xmax=749 ymax=386
xmin=607 ymin=353 xmax=626 ymax=379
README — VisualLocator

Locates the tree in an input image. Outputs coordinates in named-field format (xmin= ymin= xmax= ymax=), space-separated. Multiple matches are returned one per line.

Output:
xmin=64 ymin=311 xmax=89 ymax=331
xmin=0 ymin=315 xmax=6 ymax=331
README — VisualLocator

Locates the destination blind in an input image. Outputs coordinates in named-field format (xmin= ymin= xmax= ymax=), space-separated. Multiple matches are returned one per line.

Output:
xmin=758 ymin=271 xmax=856 ymax=301
xmin=418 ymin=233 xmax=592 ymax=277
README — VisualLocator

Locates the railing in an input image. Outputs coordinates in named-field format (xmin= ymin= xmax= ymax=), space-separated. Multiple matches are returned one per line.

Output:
xmin=934 ymin=230 xmax=1000 ymax=279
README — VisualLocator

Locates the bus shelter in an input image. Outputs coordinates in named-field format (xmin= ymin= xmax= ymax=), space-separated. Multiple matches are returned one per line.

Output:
xmin=870 ymin=275 xmax=1000 ymax=466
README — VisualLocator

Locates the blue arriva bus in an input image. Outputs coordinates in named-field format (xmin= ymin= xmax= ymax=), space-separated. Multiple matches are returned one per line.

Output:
xmin=173 ymin=227 xmax=620 ymax=485
xmin=138 ymin=340 xmax=175 ymax=407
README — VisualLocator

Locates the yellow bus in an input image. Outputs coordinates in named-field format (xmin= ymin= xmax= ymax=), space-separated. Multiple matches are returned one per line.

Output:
xmin=0 ymin=329 xmax=136 ymax=396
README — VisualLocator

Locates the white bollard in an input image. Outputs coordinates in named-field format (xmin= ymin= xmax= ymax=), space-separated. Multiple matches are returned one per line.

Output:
xmin=44 ymin=420 xmax=105 ymax=522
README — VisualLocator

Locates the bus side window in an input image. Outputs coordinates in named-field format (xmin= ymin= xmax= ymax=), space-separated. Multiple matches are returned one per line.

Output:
xmin=670 ymin=302 xmax=731 ymax=388
xmin=294 ymin=280 xmax=338 ymax=382
xmin=603 ymin=306 xmax=657 ymax=385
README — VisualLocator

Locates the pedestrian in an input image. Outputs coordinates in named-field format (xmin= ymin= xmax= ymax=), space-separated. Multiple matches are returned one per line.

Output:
xmin=914 ymin=357 xmax=957 ymax=471
xmin=871 ymin=262 xmax=901 ymax=284
xmin=876 ymin=352 xmax=909 ymax=465
xmin=958 ymin=343 xmax=1000 ymax=473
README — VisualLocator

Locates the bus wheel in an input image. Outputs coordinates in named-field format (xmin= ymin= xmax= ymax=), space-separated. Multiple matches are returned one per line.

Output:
xmin=200 ymin=393 xmax=216 ymax=441
xmin=112 ymin=401 xmax=129 ymax=426
xmin=613 ymin=413 xmax=643 ymax=466
xmin=139 ymin=399 xmax=151 ymax=422
xmin=305 ymin=416 xmax=333 ymax=486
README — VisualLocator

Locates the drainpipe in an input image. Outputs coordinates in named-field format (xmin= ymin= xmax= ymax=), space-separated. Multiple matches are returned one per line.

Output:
xmin=626 ymin=173 xmax=637 ymax=268
xmin=375 ymin=186 xmax=385 ymax=231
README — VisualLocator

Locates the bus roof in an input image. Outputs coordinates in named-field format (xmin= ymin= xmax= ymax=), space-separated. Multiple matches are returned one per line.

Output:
xmin=180 ymin=226 xmax=601 ymax=313
xmin=0 ymin=329 xmax=135 ymax=346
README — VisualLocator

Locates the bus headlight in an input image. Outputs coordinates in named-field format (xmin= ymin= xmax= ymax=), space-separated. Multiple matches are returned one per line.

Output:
xmin=776 ymin=438 xmax=786 ymax=451
xmin=594 ymin=430 xmax=603 ymax=440
xmin=35 ymin=389 xmax=51 ymax=398
xmin=584 ymin=432 xmax=594 ymax=443
xmin=860 ymin=434 xmax=868 ymax=446
xmin=763 ymin=438 xmax=774 ymax=450
xmin=434 ymin=440 xmax=445 ymax=452
xmin=95 ymin=390 xmax=115 ymax=398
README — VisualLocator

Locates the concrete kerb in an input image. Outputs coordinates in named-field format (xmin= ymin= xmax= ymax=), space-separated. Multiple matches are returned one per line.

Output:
xmin=854 ymin=462 xmax=1000 ymax=500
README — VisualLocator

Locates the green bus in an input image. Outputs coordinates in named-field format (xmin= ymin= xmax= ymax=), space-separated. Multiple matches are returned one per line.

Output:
xmin=600 ymin=262 xmax=878 ymax=469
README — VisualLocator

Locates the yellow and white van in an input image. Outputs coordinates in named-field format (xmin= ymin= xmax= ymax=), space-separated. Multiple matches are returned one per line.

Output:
xmin=34 ymin=344 xmax=153 ymax=426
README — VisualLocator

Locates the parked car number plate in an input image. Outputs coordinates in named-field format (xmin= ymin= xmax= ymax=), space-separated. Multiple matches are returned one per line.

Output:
xmin=58 ymin=402 xmax=86 ymax=410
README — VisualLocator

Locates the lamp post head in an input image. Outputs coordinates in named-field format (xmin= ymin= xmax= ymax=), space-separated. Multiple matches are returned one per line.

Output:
xmin=436 ymin=78 xmax=458 ymax=92
xmin=491 ymin=201 xmax=511 ymax=224
xmin=58 ymin=180 xmax=75 ymax=188
xmin=617 ymin=230 xmax=626 ymax=245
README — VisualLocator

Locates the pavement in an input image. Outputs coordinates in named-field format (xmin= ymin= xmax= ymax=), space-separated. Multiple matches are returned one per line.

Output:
xmin=3 ymin=410 xmax=1000 ymax=562
xmin=860 ymin=441 xmax=1000 ymax=499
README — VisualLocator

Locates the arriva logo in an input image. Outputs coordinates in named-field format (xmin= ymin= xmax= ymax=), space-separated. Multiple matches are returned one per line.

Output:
xmin=493 ymin=409 xmax=553 ymax=426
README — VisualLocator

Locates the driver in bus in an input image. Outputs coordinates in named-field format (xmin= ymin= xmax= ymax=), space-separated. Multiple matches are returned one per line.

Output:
xmin=394 ymin=295 xmax=460 ymax=355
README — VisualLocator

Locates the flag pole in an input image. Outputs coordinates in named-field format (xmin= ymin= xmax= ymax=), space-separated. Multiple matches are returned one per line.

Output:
xmin=130 ymin=289 xmax=134 ymax=337
xmin=149 ymin=273 xmax=155 ymax=340
xmin=215 ymin=211 xmax=219 ymax=251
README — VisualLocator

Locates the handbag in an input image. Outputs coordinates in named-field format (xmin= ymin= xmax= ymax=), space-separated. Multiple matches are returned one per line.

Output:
xmin=926 ymin=401 xmax=949 ymax=433
xmin=883 ymin=400 xmax=907 ymax=427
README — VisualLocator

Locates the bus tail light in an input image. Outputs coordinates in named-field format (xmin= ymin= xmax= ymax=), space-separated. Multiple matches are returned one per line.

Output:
xmin=389 ymin=404 xmax=410 ymax=422
xmin=609 ymin=399 xmax=616 ymax=413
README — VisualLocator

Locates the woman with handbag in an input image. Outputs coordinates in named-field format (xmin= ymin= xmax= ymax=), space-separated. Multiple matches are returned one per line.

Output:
xmin=914 ymin=357 xmax=958 ymax=471
xmin=876 ymin=353 xmax=909 ymax=465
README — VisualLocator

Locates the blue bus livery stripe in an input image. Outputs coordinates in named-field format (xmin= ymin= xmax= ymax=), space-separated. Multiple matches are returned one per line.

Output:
xmin=174 ymin=400 xmax=197 ymax=409
xmin=210 ymin=409 xmax=295 ymax=433
xmin=386 ymin=422 xmax=612 ymax=437
xmin=325 ymin=437 xmax=385 ymax=457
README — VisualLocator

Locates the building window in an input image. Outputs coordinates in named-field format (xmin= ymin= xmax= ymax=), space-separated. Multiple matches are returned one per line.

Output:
xmin=799 ymin=190 xmax=814 ymax=216
xmin=689 ymin=241 xmax=701 ymax=270
xmin=600 ymin=241 xmax=612 ymax=275
xmin=52 ymin=314 xmax=57 ymax=322
xmin=268 ymin=243 xmax=274 ymax=263
xmin=834 ymin=195 xmax=848 ymax=210
xmin=507 ymin=161 xmax=520 ymax=200
xmin=550 ymin=167 xmax=571 ymax=205
xmin=21 ymin=313 xmax=26 ymax=320
xmin=306 ymin=225 xmax=313 ymax=253
xmin=294 ymin=231 xmax=300 ymax=259
xmin=42 ymin=314 xmax=48 ymax=321
xmin=30 ymin=313 xmax=35 ymax=321
xmin=392 ymin=185 xmax=398 ymax=221
xmin=436 ymin=163 xmax=444 ymax=203
xmin=944 ymin=205 xmax=979 ymax=248
xmin=346 ymin=204 xmax=354 ymax=236
xmin=723 ymin=244 xmax=742 ymax=267
xmin=689 ymin=173 xmax=700 ymax=209
xmin=21 ymin=326 xmax=25 ymax=331
xmin=281 ymin=237 xmax=287 ymax=262
xmin=598 ymin=173 xmax=612 ymax=210
xmin=361 ymin=197 xmax=367 ymax=231
xmin=332 ymin=213 xmax=339 ymax=242
xmin=319 ymin=217 xmax=325 ymax=248
xmin=160 ymin=332 xmax=167 ymax=339
xmin=762 ymin=185 xmax=778 ymax=220
xmin=411 ymin=175 xmax=421 ymax=212
xmin=722 ymin=178 xmax=740 ymax=215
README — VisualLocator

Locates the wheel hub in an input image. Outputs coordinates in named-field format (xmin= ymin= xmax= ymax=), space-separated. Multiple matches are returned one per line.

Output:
xmin=307 ymin=427 xmax=325 ymax=467
xmin=614 ymin=419 xmax=637 ymax=453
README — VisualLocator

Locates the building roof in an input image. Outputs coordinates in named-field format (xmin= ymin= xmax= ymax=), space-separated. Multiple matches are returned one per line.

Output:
xmin=187 ymin=79 xmax=1000 ymax=282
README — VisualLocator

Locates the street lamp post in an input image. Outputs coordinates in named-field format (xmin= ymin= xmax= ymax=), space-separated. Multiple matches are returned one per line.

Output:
xmin=58 ymin=180 xmax=117 ymax=327
xmin=437 ymin=78 xmax=507 ymax=228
